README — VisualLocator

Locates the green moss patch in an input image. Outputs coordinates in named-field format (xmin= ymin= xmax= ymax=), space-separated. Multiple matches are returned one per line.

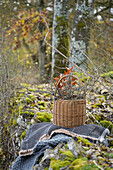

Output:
xmin=101 ymin=71 xmax=113 ymax=79
xmin=50 ymin=159 xmax=71 ymax=170
xmin=13 ymin=119 xmax=17 ymax=126
xmin=36 ymin=112 xmax=53 ymax=122
xmin=77 ymin=137 xmax=93 ymax=146
xmin=28 ymin=94 xmax=36 ymax=101
xmin=59 ymin=150 xmax=74 ymax=161
xmin=100 ymin=120 xmax=113 ymax=133
xmin=70 ymin=157 xmax=88 ymax=169
xmin=38 ymin=101 xmax=47 ymax=107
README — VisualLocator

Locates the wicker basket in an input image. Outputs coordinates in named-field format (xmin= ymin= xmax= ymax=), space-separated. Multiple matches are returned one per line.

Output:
xmin=53 ymin=75 xmax=86 ymax=128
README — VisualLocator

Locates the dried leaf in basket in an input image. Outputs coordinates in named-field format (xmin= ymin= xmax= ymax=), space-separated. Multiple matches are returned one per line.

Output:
xmin=54 ymin=67 xmax=85 ymax=100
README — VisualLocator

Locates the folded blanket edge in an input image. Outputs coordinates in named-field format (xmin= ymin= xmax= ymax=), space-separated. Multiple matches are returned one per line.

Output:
xmin=19 ymin=148 xmax=33 ymax=156
xmin=19 ymin=128 xmax=110 ymax=157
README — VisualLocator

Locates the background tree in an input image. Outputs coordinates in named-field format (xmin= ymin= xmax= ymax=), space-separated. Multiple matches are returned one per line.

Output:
xmin=69 ymin=0 xmax=94 ymax=71
xmin=51 ymin=0 xmax=70 ymax=77
xmin=89 ymin=0 xmax=113 ymax=72
xmin=52 ymin=0 xmax=113 ymax=74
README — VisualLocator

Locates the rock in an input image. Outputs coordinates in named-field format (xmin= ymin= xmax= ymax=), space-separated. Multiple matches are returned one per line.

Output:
xmin=33 ymin=149 xmax=54 ymax=170
xmin=86 ymin=149 xmax=94 ymax=158
xmin=67 ymin=139 xmax=81 ymax=158
xmin=101 ymin=89 xmax=109 ymax=95
xmin=33 ymin=159 xmax=51 ymax=170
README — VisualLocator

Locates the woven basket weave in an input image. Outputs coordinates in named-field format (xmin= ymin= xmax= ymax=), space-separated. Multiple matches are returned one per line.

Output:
xmin=53 ymin=75 xmax=86 ymax=128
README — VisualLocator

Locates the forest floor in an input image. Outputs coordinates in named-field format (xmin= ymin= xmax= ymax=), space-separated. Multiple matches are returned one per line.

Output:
xmin=1 ymin=73 xmax=113 ymax=169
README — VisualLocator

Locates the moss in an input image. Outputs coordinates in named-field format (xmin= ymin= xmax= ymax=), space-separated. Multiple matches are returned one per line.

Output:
xmin=29 ymin=88 xmax=36 ymax=92
xmin=13 ymin=119 xmax=17 ymax=126
xmin=44 ymin=168 xmax=49 ymax=170
xmin=19 ymin=93 xmax=25 ymax=97
xmin=101 ymin=71 xmax=113 ymax=79
xmin=21 ymin=83 xmax=31 ymax=87
xmin=42 ymin=93 xmax=51 ymax=97
xmin=30 ymin=112 xmax=35 ymax=117
xmin=92 ymin=103 xmax=103 ymax=108
xmin=80 ymin=163 xmax=99 ymax=170
xmin=50 ymin=159 xmax=71 ymax=170
xmin=65 ymin=144 xmax=68 ymax=149
xmin=39 ymin=105 xmax=46 ymax=110
xmin=70 ymin=157 xmax=88 ymax=169
xmin=20 ymin=111 xmax=34 ymax=117
xmin=28 ymin=94 xmax=36 ymax=101
xmin=20 ymin=111 xmax=29 ymax=115
xmin=38 ymin=101 xmax=46 ymax=107
xmin=108 ymin=153 xmax=113 ymax=158
xmin=25 ymin=97 xmax=32 ymax=104
xmin=20 ymin=131 xmax=26 ymax=140
xmin=100 ymin=120 xmax=113 ymax=133
xmin=98 ymin=95 xmax=105 ymax=100
xmin=19 ymin=89 xmax=27 ymax=93
xmin=94 ymin=114 xmax=101 ymax=121
xmin=37 ymin=84 xmax=45 ymax=88
xmin=59 ymin=150 xmax=74 ymax=161
xmin=36 ymin=112 xmax=53 ymax=122
xmin=77 ymin=137 xmax=93 ymax=146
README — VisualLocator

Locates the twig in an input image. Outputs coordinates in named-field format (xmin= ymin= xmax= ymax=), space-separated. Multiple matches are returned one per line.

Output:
xmin=93 ymin=160 xmax=104 ymax=170
xmin=42 ymin=16 xmax=88 ymax=76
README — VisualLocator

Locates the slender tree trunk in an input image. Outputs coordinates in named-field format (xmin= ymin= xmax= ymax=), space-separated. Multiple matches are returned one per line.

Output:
xmin=37 ymin=0 xmax=47 ymax=83
xmin=52 ymin=0 xmax=70 ymax=77
xmin=70 ymin=0 xmax=94 ymax=71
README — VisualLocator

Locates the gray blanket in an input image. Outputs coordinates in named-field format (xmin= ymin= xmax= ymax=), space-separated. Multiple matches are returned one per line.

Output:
xmin=11 ymin=123 xmax=110 ymax=170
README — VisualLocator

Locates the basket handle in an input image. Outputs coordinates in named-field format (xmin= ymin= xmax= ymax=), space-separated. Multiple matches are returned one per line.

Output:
xmin=56 ymin=74 xmax=85 ymax=93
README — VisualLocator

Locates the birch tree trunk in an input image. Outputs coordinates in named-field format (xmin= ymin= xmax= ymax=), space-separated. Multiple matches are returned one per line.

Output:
xmin=52 ymin=0 xmax=70 ymax=77
xmin=70 ymin=0 xmax=94 ymax=71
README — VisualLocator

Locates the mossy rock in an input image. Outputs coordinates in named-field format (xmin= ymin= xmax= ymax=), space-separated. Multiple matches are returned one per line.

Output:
xmin=30 ymin=112 xmax=35 ymax=117
xmin=21 ymin=83 xmax=31 ymax=88
xmin=42 ymin=93 xmax=51 ymax=97
xmin=97 ymin=95 xmax=105 ymax=100
xmin=36 ymin=112 xmax=53 ymax=122
xmin=94 ymin=114 xmax=101 ymax=121
xmin=28 ymin=88 xmax=36 ymax=92
xmin=108 ymin=153 xmax=113 ymax=158
xmin=80 ymin=163 xmax=99 ymax=170
xmin=37 ymin=84 xmax=45 ymax=89
xmin=25 ymin=97 xmax=32 ymax=104
xmin=19 ymin=93 xmax=25 ymax=97
xmin=20 ymin=111 xmax=29 ymax=115
xmin=92 ymin=103 xmax=103 ymax=108
xmin=19 ymin=89 xmax=27 ymax=93
xmin=70 ymin=157 xmax=88 ymax=169
xmin=38 ymin=101 xmax=46 ymax=107
xmin=101 ymin=71 xmax=113 ymax=79
xmin=50 ymin=159 xmax=71 ymax=170
xmin=28 ymin=94 xmax=36 ymax=101
xmin=59 ymin=150 xmax=74 ymax=161
xmin=39 ymin=105 xmax=46 ymax=110
xmin=100 ymin=120 xmax=113 ymax=133
xmin=20 ymin=111 xmax=35 ymax=118
xmin=77 ymin=137 xmax=93 ymax=146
